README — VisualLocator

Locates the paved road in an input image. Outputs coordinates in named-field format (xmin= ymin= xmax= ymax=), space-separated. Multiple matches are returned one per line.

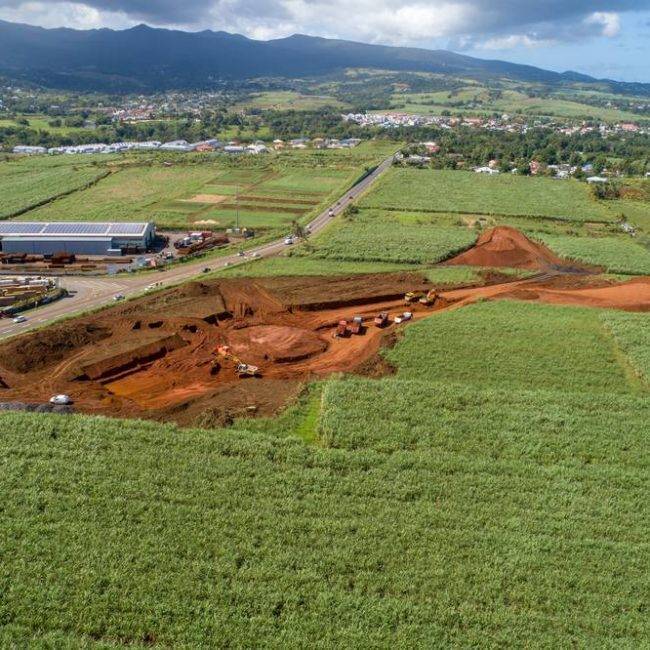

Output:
xmin=0 ymin=156 xmax=395 ymax=339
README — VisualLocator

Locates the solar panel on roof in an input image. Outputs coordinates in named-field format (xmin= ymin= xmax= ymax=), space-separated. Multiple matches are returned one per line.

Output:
xmin=0 ymin=222 xmax=44 ymax=234
xmin=0 ymin=222 xmax=151 ymax=239
xmin=42 ymin=222 xmax=109 ymax=235
xmin=108 ymin=223 xmax=146 ymax=235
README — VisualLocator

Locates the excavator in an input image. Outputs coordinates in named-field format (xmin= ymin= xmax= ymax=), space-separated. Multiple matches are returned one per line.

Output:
xmin=418 ymin=289 xmax=438 ymax=306
xmin=404 ymin=291 xmax=424 ymax=305
xmin=404 ymin=289 xmax=439 ymax=307
xmin=214 ymin=344 xmax=260 ymax=378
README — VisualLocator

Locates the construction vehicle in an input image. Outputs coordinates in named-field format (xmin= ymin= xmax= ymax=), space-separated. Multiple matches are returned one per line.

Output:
xmin=394 ymin=312 xmax=413 ymax=324
xmin=404 ymin=291 xmax=424 ymax=305
xmin=334 ymin=320 xmax=349 ymax=338
xmin=374 ymin=312 xmax=389 ymax=328
xmin=419 ymin=289 xmax=438 ymax=306
xmin=214 ymin=344 xmax=260 ymax=377
xmin=349 ymin=315 xmax=364 ymax=335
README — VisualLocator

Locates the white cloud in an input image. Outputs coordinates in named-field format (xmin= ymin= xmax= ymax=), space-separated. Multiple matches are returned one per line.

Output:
xmin=585 ymin=11 xmax=621 ymax=37
xmin=0 ymin=1 xmax=134 ymax=28
xmin=0 ymin=0 xmax=641 ymax=49
xmin=478 ymin=34 xmax=554 ymax=50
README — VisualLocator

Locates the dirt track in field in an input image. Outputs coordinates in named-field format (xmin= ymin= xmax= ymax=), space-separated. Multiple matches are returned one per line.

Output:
xmin=0 ymin=229 xmax=648 ymax=427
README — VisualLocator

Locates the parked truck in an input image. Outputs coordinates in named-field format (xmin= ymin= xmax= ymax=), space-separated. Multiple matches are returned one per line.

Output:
xmin=394 ymin=312 xmax=413 ymax=324
xmin=349 ymin=315 xmax=364 ymax=335
xmin=374 ymin=312 xmax=389 ymax=328
xmin=334 ymin=319 xmax=349 ymax=338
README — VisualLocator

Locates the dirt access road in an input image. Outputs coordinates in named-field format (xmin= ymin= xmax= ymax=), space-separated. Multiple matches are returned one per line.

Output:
xmin=0 ymin=156 xmax=395 ymax=340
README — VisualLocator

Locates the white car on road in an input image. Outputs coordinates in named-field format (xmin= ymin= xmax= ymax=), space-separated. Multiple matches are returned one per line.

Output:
xmin=12 ymin=315 xmax=27 ymax=323
xmin=394 ymin=312 xmax=413 ymax=324
xmin=49 ymin=394 xmax=73 ymax=405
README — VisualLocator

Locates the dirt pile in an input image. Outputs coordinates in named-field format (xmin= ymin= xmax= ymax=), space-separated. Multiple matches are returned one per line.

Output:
xmin=2 ymin=322 xmax=112 ymax=373
xmin=446 ymin=226 xmax=578 ymax=271
xmin=227 ymin=325 xmax=327 ymax=363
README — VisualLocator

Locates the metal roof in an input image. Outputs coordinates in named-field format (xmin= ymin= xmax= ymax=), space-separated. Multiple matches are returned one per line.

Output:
xmin=0 ymin=222 xmax=152 ymax=238
xmin=0 ymin=236 xmax=113 ymax=243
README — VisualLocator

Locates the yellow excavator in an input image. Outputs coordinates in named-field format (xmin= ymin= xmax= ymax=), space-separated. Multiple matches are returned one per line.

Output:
xmin=404 ymin=291 xmax=424 ymax=305
xmin=404 ymin=289 xmax=439 ymax=307
xmin=214 ymin=344 xmax=260 ymax=377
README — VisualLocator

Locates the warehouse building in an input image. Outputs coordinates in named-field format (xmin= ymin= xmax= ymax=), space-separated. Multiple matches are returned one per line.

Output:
xmin=0 ymin=222 xmax=156 ymax=256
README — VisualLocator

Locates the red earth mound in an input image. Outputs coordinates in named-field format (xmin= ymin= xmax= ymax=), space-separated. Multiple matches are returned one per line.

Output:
xmin=227 ymin=325 xmax=327 ymax=363
xmin=446 ymin=226 xmax=578 ymax=271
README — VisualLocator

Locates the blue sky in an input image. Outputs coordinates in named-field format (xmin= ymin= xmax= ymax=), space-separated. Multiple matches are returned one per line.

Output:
xmin=0 ymin=1 xmax=648 ymax=82
xmin=463 ymin=12 xmax=650 ymax=82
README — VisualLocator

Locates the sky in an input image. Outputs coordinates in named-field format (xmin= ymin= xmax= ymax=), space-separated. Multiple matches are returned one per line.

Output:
xmin=0 ymin=0 xmax=649 ymax=82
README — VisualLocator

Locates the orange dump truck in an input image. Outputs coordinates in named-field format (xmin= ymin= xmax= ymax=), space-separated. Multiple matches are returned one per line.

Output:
xmin=349 ymin=316 xmax=364 ymax=335
xmin=334 ymin=320 xmax=349 ymax=338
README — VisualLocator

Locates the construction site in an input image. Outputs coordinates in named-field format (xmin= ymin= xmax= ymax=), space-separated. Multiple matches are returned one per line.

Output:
xmin=0 ymin=227 xmax=648 ymax=426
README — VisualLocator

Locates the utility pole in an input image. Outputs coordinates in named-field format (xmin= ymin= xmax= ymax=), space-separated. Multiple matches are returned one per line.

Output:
xmin=236 ymin=184 xmax=240 ymax=232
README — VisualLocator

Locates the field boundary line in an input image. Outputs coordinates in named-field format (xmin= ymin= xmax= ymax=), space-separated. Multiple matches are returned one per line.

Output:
xmin=358 ymin=205 xmax=616 ymax=224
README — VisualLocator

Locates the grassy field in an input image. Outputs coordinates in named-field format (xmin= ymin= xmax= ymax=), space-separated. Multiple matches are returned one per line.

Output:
xmin=0 ymin=156 xmax=110 ymax=219
xmin=300 ymin=209 xmax=477 ymax=263
xmin=385 ymin=300 xmax=643 ymax=394
xmin=361 ymin=168 xmax=617 ymax=222
xmin=13 ymin=147 xmax=384 ymax=230
xmin=0 ymin=114 xmax=89 ymax=135
xmin=20 ymin=164 xmax=221 ymax=227
xmin=388 ymin=87 xmax=647 ymax=122
xmin=213 ymin=255 xmax=415 ymax=277
xmin=534 ymin=233 xmax=650 ymax=274
xmin=232 ymin=90 xmax=348 ymax=111
xmin=212 ymin=252 xmax=508 ymax=284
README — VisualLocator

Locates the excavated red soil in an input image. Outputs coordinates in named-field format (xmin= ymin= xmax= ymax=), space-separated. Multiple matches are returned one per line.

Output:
xmin=0 ymin=252 xmax=648 ymax=428
xmin=0 ymin=273 xmax=430 ymax=426
xmin=446 ymin=226 xmax=590 ymax=271
xmin=227 ymin=326 xmax=327 ymax=363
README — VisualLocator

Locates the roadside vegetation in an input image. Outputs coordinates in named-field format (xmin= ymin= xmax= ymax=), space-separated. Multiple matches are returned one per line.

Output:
xmin=298 ymin=209 xmax=477 ymax=264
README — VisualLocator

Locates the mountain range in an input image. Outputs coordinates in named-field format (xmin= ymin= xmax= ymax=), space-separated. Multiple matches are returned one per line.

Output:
xmin=1 ymin=19 xmax=648 ymax=95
